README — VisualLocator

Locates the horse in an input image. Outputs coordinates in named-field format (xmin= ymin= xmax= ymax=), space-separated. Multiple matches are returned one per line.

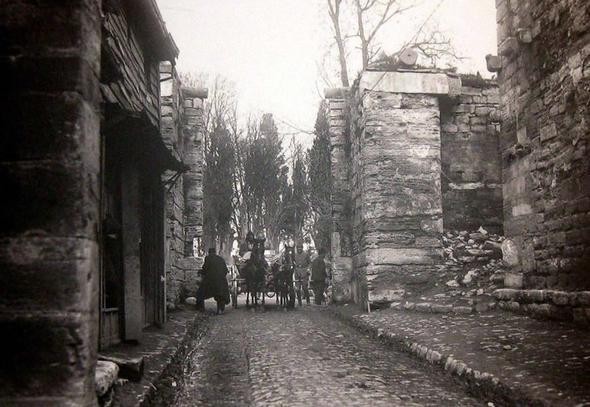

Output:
xmin=278 ymin=246 xmax=296 ymax=309
xmin=242 ymin=241 xmax=268 ymax=308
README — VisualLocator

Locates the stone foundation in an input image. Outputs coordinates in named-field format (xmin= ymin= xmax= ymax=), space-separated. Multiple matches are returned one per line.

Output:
xmin=494 ymin=289 xmax=590 ymax=325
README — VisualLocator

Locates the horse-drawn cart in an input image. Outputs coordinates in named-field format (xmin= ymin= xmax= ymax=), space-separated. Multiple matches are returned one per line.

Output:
xmin=229 ymin=248 xmax=279 ymax=308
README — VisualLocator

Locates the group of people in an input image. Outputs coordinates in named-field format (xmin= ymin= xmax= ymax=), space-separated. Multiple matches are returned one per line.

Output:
xmin=195 ymin=235 xmax=330 ymax=314
xmin=292 ymin=244 xmax=329 ymax=306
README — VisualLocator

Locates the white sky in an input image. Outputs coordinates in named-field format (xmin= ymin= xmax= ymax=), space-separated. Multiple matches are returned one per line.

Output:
xmin=157 ymin=0 xmax=497 ymax=147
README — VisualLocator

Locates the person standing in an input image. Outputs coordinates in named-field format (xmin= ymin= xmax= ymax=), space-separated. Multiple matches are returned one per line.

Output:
xmin=310 ymin=248 xmax=328 ymax=305
xmin=196 ymin=247 xmax=231 ymax=314
xmin=294 ymin=244 xmax=311 ymax=305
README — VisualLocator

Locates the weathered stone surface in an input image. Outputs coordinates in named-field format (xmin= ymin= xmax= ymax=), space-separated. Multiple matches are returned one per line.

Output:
xmin=326 ymin=93 xmax=353 ymax=303
xmin=496 ymin=0 xmax=590 ymax=290
xmin=440 ymin=79 xmax=502 ymax=233
xmin=501 ymin=239 xmax=520 ymax=266
xmin=99 ymin=355 xmax=144 ymax=382
xmin=349 ymin=88 xmax=444 ymax=306
xmin=504 ymin=272 xmax=524 ymax=288
xmin=359 ymin=71 xmax=456 ymax=95
xmin=0 ymin=1 xmax=102 ymax=405
xmin=95 ymin=361 xmax=119 ymax=397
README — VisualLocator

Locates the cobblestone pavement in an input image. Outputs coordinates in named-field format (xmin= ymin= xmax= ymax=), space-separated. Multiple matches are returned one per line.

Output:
xmin=173 ymin=301 xmax=481 ymax=406
xmin=337 ymin=307 xmax=590 ymax=406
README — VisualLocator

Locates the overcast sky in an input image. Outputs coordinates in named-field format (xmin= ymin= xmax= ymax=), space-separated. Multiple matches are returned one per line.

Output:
xmin=157 ymin=0 xmax=497 ymax=147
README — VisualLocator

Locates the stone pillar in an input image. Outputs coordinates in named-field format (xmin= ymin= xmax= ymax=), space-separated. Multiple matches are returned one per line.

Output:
xmin=183 ymin=88 xmax=207 ymax=258
xmin=0 ymin=1 xmax=102 ymax=405
xmin=354 ymin=70 xmax=460 ymax=307
xmin=325 ymin=88 xmax=353 ymax=303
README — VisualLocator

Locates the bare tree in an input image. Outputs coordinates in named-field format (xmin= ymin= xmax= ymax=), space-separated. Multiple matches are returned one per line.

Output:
xmin=355 ymin=0 xmax=416 ymax=69
xmin=324 ymin=0 xmax=454 ymax=87
xmin=327 ymin=0 xmax=350 ymax=87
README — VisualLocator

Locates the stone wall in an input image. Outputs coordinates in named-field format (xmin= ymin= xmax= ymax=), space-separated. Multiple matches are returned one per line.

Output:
xmin=354 ymin=72 xmax=448 ymax=307
xmin=160 ymin=63 xmax=206 ymax=308
xmin=327 ymin=69 xmax=505 ymax=308
xmin=440 ymin=77 xmax=503 ymax=233
xmin=325 ymin=90 xmax=353 ymax=303
xmin=495 ymin=0 xmax=590 ymax=290
xmin=0 ymin=1 xmax=102 ymax=405
xmin=183 ymin=92 xmax=206 ymax=258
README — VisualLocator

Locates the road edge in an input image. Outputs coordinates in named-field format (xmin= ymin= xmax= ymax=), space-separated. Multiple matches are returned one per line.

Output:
xmin=328 ymin=306 xmax=549 ymax=407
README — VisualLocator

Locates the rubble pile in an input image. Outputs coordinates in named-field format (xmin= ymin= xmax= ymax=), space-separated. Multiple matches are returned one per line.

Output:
xmin=425 ymin=227 xmax=511 ymax=303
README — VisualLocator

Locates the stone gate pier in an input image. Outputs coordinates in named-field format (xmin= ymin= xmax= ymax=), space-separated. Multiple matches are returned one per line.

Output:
xmin=326 ymin=68 xmax=499 ymax=308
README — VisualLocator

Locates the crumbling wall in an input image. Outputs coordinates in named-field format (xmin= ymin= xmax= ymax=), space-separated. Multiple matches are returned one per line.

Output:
xmin=329 ymin=70 xmax=506 ymax=308
xmin=0 ymin=1 xmax=102 ymax=405
xmin=441 ymin=78 xmax=503 ymax=233
xmin=496 ymin=0 xmax=590 ymax=290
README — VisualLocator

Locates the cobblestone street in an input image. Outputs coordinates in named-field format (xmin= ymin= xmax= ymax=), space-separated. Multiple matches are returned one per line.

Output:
xmin=172 ymin=301 xmax=481 ymax=406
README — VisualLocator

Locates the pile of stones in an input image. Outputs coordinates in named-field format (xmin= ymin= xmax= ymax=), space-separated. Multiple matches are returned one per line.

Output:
xmin=439 ymin=227 xmax=509 ymax=294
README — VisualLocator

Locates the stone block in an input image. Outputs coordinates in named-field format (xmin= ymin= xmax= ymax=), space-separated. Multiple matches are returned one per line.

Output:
xmin=99 ymin=355 xmax=144 ymax=382
xmin=365 ymin=248 xmax=443 ymax=265
xmin=370 ymin=289 xmax=405 ymax=303
xmin=0 ymin=314 xmax=94 ymax=397
xmin=453 ymin=306 xmax=473 ymax=315
xmin=501 ymin=239 xmax=520 ymax=266
xmin=359 ymin=71 xmax=456 ymax=95
xmin=493 ymin=288 xmax=519 ymax=301
xmin=516 ymin=28 xmax=533 ymax=44
xmin=95 ymin=361 xmax=119 ymax=397
xmin=504 ymin=272 xmax=524 ymax=288
xmin=415 ymin=302 xmax=432 ymax=313
xmin=0 ymin=237 xmax=98 ymax=313
xmin=486 ymin=54 xmax=503 ymax=72
xmin=499 ymin=37 xmax=519 ymax=57
xmin=431 ymin=304 xmax=453 ymax=313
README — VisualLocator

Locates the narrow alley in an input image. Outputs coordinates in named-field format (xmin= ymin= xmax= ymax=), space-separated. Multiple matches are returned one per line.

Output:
xmin=171 ymin=302 xmax=480 ymax=406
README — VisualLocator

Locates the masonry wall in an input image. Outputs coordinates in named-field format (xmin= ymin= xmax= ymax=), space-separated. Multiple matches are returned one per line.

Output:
xmin=160 ymin=64 xmax=206 ymax=308
xmin=496 ymin=0 xmax=590 ymax=289
xmin=326 ymin=94 xmax=353 ymax=303
xmin=180 ymin=92 xmax=206 ymax=297
xmin=160 ymin=63 xmax=187 ymax=308
xmin=441 ymin=78 xmax=503 ymax=233
xmin=348 ymin=73 xmax=447 ymax=307
xmin=0 ymin=1 xmax=102 ymax=405
xmin=183 ymin=97 xmax=205 ymax=258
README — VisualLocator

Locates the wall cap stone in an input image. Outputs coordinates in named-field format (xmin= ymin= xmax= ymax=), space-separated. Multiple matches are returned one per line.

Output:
xmin=325 ymin=87 xmax=349 ymax=99
xmin=359 ymin=70 xmax=461 ymax=95
xmin=181 ymin=86 xmax=208 ymax=99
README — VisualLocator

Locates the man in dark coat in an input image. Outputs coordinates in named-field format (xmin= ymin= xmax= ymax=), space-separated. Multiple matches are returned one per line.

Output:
xmin=311 ymin=248 xmax=328 ymax=305
xmin=196 ymin=248 xmax=231 ymax=314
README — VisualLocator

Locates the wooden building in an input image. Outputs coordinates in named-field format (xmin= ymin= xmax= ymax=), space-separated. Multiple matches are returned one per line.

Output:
xmin=99 ymin=0 xmax=183 ymax=348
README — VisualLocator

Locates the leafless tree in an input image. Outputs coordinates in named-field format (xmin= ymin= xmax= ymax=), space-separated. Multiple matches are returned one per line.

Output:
xmin=324 ymin=0 xmax=456 ymax=87
xmin=327 ymin=0 xmax=351 ymax=87
xmin=354 ymin=0 xmax=416 ymax=69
